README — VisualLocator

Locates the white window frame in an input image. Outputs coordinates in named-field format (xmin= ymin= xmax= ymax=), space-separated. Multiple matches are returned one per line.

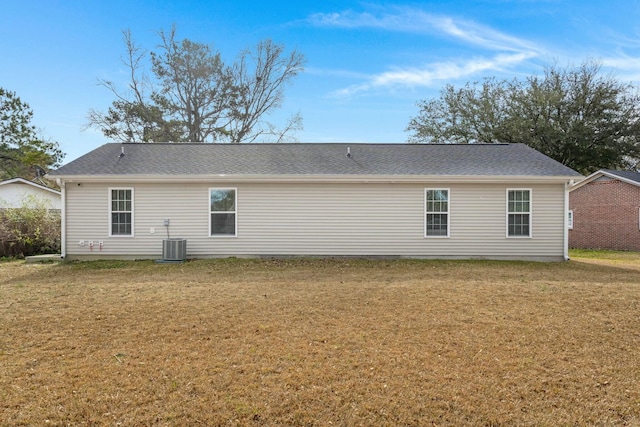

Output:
xmin=568 ymin=210 xmax=574 ymax=230
xmin=424 ymin=188 xmax=450 ymax=238
xmin=209 ymin=187 xmax=237 ymax=237
xmin=108 ymin=187 xmax=134 ymax=237
xmin=506 ymin=188 xmax=532 ymax=238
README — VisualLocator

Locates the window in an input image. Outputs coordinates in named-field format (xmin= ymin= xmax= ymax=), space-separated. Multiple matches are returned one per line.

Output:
xmin=210 ymin=188 xmax=236 ymax=236
xmin=568 ymin=210 xmax=574 ymax=229
xmin=507 ymin=189 xmax=531 ymax=237
xmin=110 ymin=188 xmax=133 ymax=236
xmin=425 ymin=189 xmax=449 ymax=237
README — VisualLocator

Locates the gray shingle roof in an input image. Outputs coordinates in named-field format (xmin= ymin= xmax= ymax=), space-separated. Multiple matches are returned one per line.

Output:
xmin=48 ymin=142 xmax=581 ymax=178
xmin=601 ymin=169 xmax=640 ymax=185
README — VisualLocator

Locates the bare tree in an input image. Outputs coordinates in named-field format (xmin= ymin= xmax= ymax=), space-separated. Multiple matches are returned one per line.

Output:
xmin=86 ymin=30 xmax=173 ymax=142
xmin=150 ymin=27 xmax=233 ymax=142
xmin=227 ymin=39 xmax=305 ymax=142
xmin=87 ymin=27 xmax=305 ymax=143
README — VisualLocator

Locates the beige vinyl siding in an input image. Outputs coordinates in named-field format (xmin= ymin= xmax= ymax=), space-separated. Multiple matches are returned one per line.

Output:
xmin=63 ymin=181 xmax=566 ymax=260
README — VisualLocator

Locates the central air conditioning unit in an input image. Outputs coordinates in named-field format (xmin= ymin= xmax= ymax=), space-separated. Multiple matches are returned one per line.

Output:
xmin=162 ymin=238 xmax=187 ymax=261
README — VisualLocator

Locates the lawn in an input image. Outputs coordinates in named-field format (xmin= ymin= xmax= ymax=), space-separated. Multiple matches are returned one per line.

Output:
xmin=1 ymin=253 xmax=640 ymax=426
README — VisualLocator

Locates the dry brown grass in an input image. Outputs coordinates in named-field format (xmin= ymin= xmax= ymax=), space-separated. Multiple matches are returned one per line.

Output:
xmin=2 ymin=255 xmax=640 ymax=426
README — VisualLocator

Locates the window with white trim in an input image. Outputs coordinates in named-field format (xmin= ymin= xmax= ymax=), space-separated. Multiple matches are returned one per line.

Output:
xmin=425 ymin=189 xmax=449 ymax=237
xmin=568 ymin=210 xmax=574 ymax=229
xmin=210 ymin=188 xmax=237 ymax=236
xmin=110 ymin=188 xmax=133 ymax=236
xmin=507 ymin=189 xmax=531 ymax=237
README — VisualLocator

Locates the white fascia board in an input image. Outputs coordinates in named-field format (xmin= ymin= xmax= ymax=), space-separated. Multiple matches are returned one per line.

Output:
xmin=1 ymin=177 xmax=61 ymax=194
xmin=569 ymin=170 xmax=639 ymax=192
xmin=51 ymin=174 xmax=578 ymax=185
xmin=568 ymin=171 xmax=605 ymax=191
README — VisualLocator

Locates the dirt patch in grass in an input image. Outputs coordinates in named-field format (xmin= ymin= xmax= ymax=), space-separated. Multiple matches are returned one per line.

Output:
xmin=2 ymin=258 xmax=640 ymax=426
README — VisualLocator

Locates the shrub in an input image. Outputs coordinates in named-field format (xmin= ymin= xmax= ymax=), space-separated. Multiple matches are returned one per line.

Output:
xmin=0 ymin=195 xmax=61 ymax=257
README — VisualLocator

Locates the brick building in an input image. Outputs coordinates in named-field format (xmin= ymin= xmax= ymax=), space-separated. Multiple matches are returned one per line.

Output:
xmin=569 ymin=170 xmax=640 ymax=251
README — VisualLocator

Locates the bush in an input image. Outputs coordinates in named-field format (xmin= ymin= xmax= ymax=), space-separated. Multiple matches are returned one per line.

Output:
xmin=0 ymin=195 xmax=61 ymax=257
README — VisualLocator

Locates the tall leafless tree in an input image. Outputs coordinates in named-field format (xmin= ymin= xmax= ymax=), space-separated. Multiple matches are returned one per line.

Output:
xmin=87 ymin=27 xmax=305 ymax=143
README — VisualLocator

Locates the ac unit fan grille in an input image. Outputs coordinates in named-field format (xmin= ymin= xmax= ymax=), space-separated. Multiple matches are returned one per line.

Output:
xmin=162 ymin=239 xmax=186 ymax=261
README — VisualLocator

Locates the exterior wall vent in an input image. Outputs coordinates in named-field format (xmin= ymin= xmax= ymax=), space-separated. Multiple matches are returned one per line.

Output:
xmin=162 ymin=238 xmax=187 ymax=261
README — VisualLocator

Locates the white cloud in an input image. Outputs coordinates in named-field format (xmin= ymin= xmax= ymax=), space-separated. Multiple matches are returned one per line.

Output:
xmin=601 ymin=55 xmax=640 ymax=71
xmin=600 ymin=55 xmax=640 ymax=84
xmin=331 ymin=52 xmax=537 ymax=97
xmin=309 ymin=6 xmax=543 ymax=97
xmin=308 ymin=7 xmax=541 ymax=53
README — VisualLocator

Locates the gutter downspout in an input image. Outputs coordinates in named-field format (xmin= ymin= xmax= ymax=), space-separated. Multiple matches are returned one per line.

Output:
xmin=57 ymin=179 xmax=66 ymax=259
xmin=563 ymin=181 xmax=570 ymax=261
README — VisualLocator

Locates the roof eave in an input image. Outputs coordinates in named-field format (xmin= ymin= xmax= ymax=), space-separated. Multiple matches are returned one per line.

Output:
xmin=569 ymin=170 xmax=639 ymax=191
xmin=50 ymin=173 xmax=578 ymax=184
xmin=1 ymin=177 xmax=61 ymax=194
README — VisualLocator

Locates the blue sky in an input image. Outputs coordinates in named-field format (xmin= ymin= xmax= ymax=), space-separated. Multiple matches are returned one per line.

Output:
xmin=2 ymin=0 xmax=640 ymax=163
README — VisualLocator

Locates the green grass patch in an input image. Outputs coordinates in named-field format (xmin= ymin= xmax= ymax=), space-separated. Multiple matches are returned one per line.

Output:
xmin=570 ymin=248 xmax=640 ymax=260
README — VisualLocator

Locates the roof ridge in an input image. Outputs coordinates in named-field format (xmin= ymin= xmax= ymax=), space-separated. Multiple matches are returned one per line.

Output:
xmin=49 ymin=142 xmax=581 ymax=178
xmin=112 ymin=141 xmax=513 ymax=147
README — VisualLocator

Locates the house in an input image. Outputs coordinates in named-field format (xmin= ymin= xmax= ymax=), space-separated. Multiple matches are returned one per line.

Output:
xmin=47 ymin=142 xmax=581 ymax=261
xmin=569 ymin=169 xmax=640 ymax=251
xmin=0 ymin=177 xmax=61 ymax=210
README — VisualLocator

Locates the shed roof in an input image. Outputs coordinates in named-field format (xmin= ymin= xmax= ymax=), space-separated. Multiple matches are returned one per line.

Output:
xmin=48 ymin=142 xmax=581 ymax=181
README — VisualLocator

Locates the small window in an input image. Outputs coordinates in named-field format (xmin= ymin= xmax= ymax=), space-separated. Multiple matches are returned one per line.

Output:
xmin=210 ymin=188 xmax=236 ymax=236
xmin=425 ymin=189 xmax=449 ymax=237
xmin=568 ymin=210 xmax=574 ymax=229
xmin=507 ymin=189 xmax=531 ymax=237
xmin=109 ymin=188 xmax=133 ymax=236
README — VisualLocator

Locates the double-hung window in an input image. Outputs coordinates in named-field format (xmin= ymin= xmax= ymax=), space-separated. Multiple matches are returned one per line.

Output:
xmin=210 ymin=188 xmax=237 ymax=236
xmin=425 ymin=189 xmax=449 ymax=237
xmin=507 ymin=189 xmax=531 ymax=237
xmin=110 ymin=188 xmax=133 ymax=236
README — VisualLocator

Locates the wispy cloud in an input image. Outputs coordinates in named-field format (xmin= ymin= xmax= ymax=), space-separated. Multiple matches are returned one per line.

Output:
xmin=601 ymin=55 xmax=640 ymax=83
xmin=307 ymin=6 xmax=542 ymax=97
xmin=308 ymin=7 xmax=540 ymax=53
xmin=331 ymin=52 xmax=537 ymax=97
xmin=602 ymin=55 xmax=640 ymax=71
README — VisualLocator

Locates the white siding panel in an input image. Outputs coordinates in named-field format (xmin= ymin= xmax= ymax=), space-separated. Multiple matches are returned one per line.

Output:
xmin=0 ymin=182 xmax=61 ymax=209
xmin=63 ymin=181 xmax=567 ymax=260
